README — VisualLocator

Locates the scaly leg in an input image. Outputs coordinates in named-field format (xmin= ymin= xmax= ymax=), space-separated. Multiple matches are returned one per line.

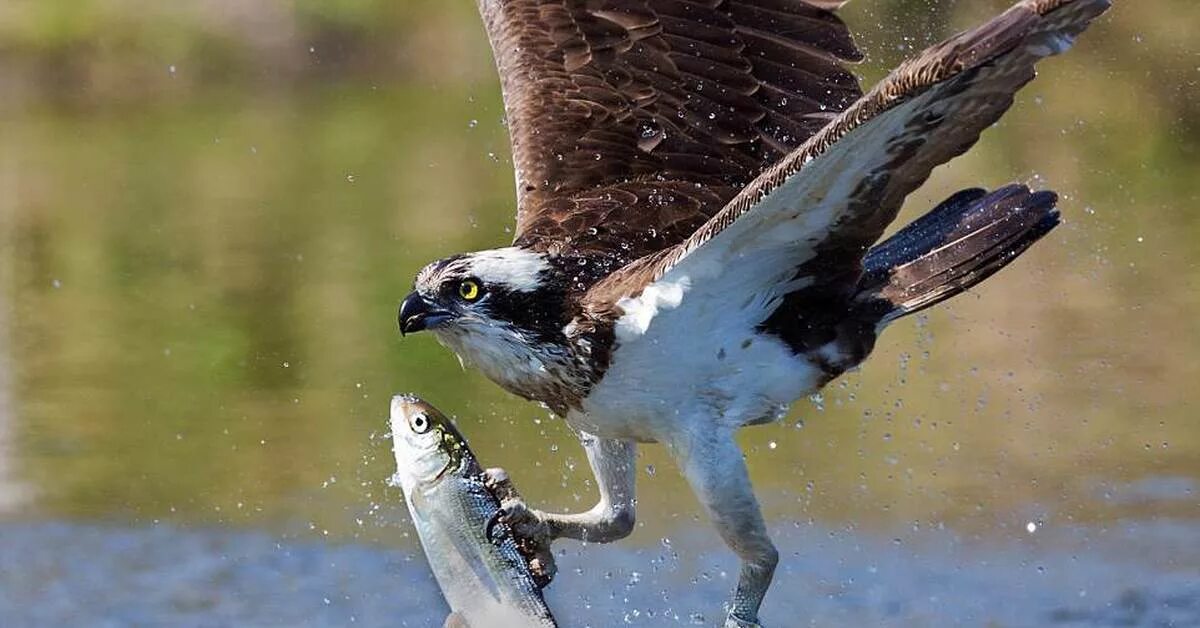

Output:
xmin=669 ymin=430 xmax=778 ymax=628
xmin=494 ymin=431 xmax=636 ymax=546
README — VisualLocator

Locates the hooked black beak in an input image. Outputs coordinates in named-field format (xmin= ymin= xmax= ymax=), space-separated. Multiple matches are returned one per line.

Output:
xmin=399 ymin=292 xmax=452 ymax=336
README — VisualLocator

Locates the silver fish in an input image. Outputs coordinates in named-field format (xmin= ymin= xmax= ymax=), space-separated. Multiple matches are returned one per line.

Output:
xmin=389 ymin=394 xmax=557 ymax=628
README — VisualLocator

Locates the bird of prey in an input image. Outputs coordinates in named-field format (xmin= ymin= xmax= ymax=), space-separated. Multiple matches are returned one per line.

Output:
xmin=398 ymin=1 xmax=1111 ymax=625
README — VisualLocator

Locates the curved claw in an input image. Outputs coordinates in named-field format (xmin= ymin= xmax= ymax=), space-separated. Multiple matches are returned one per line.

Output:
xmin=483 ymin=509 xmax=509 ymax=545
xmin=497 ymin=497 xmax=557 ymax=586
xmin=480 ymin=470 xmax=558 ymax=587
xmin=483 ymin=467 xmax=518 ymax=502
xmin=526 ymin=550 xmax=557 ymax=587
xmin=498 ymin=498 xmax=553 ymax=544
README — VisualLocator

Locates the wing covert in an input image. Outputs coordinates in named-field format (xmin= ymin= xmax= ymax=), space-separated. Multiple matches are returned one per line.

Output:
xmin=580 ymin=0 xmax=1110 ymax=320
xmin=476 ymin=0 xmax=864 ymax=258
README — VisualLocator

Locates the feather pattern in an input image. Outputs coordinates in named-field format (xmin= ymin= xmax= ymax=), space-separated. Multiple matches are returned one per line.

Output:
xmin=582 ymin=0 xmax=1110 ymax=319
xmin=476 ymin=0 xmax=864 ymax=261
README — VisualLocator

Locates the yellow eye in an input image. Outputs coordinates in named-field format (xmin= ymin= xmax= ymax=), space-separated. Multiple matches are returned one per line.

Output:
xmin=458 ymin=280 xmax=481 ymax=302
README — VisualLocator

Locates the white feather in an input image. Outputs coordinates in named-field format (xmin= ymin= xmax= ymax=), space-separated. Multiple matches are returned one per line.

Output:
xmin=464 ymin=247 xmax=549 ymax=292
xmin=572 ymin=96 xmax=941 ymax=442
xmin=614 ymin=278 xmax=688 ymax=343
xmin=433 ymin=315 xmax=584 ymax=404
xmin=573 ymin=249 xmax=822 ymax=442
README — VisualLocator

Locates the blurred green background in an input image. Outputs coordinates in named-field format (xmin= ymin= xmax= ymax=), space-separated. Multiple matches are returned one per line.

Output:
xmin=1 ymin=0 xmax=1197 ymax=560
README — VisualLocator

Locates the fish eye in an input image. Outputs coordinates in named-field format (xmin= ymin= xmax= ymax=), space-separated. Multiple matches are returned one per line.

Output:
xmin=410 ymin=412 xmax=431 ymax=434
xmin=457 ymin=279 xmax=482 ymax=302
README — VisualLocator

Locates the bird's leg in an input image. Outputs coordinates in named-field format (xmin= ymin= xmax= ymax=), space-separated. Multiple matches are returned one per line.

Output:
xmin=494 ymin=432 xmax=636 ymax=545
xmin=668 ymin=430 xmax=778 ymax=628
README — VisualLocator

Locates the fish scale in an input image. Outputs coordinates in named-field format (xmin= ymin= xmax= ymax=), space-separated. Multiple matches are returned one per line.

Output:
xmin=390 ymin=395 xmax=557 ymax=628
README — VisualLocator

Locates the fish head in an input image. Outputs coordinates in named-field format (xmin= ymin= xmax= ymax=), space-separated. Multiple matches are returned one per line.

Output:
xmin=389 ymin=394 xmax=471 ymax=493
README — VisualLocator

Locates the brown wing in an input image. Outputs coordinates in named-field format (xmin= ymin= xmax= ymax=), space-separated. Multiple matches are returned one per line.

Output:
xmin=582 ymin=0 xmax=1109 ymax=315
xmin=477 ymin=0 xmax=863 ymax=259
xmin=602 ymin=0 xmax=1108 ymax=292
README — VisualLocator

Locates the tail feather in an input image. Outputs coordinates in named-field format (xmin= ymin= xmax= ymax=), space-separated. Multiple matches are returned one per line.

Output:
xmin=855 ymin=184 xmax=1060 ymax=325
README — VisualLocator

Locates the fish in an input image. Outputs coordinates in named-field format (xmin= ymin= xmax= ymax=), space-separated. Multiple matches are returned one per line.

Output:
xmin=389 ymin=394 xmax=558 ymax=628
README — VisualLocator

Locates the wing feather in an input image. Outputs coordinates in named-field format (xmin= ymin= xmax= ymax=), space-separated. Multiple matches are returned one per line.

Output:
xmin=475 ymin=0 xmax=864 ymax=259
xmin=583 ymin=0 xmax=1110 ymax=317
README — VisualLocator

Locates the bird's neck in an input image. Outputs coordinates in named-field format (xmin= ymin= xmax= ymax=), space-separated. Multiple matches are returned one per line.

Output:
xmin=434 ymin=323 xmax=597 ymax=415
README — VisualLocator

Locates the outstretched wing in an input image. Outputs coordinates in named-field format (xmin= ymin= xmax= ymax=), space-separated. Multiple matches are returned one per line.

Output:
xmin=476 ymin=0 xmax=863 ymax=259
xmin=585 ymin=0 xmax=1109 ymax=318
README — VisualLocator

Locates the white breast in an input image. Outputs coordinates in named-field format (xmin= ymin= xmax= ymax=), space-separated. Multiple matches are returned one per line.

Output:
xmin=572 ymin=270 xmax=824 ymax=442
xmin=435 ymin=323 xmax=580 ymax=405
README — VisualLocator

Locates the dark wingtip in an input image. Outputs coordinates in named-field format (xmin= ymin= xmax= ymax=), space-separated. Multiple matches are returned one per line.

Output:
xmin=1027 ymin=189 xmax=1060 ymax=210
xmin=859 ymin=183 xmax=1067 ymax=323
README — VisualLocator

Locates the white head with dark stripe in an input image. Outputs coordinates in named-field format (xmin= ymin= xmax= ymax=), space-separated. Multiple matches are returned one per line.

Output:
xmin=399 ymin=247 xmax=574 ymax=392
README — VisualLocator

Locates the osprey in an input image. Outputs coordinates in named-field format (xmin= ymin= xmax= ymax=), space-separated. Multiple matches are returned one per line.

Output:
xmin=398 ymin=1 xmax=1110 ymax=625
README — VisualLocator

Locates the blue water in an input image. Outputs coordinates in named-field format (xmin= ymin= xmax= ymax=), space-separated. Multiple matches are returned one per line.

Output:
xmin=3 ymin=517 xmax=1196 ymax=627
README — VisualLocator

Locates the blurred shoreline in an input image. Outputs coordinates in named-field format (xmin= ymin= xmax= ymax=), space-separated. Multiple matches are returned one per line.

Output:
xmin=0 ymin=150 xmax=30 ymax=514
xmin=2 ymin=1 xmax=1196 ymax=149
xmin=0 ymin=1 xmax=491 ymax=112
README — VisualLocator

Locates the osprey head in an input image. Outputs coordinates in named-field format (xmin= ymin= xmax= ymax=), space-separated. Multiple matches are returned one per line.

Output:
xmin=401 ymin=246 xmax=605 ymax=409
xmin=399 ymin=247 xmax=567 ymax=345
